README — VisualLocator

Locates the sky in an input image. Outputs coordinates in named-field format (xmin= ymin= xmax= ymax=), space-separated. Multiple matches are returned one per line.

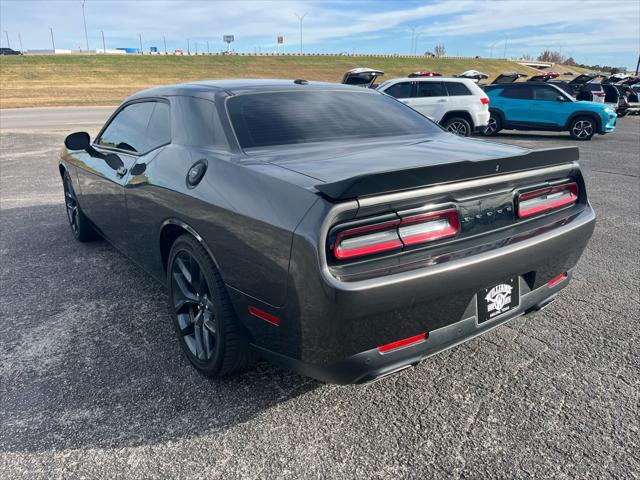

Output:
xmin=1 ymin=0 xmax=639 ymax=69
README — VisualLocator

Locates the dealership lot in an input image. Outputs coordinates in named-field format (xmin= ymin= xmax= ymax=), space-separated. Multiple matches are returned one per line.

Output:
xmin=0 ymin=111 xmax=638 ymax=478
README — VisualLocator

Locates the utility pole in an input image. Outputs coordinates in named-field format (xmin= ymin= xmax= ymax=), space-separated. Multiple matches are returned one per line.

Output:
xmin=4 ymin=31 xmax=10 ymax=49
xmin=636 ymin=55 xmax=640 ymax=75
xmin=139 ymin=33 xmax=143 ymax=54
xmin=101 ymin=30 xmax=106 ymax=53
xmin=295 ymin=13 xmax=306 ymax=54
xmin=195 ymin=41 xmax=198 ymax=55
xmin=18 ymin=33 xmax=23 ymax=53
xmin=207 ymin=40 xmax=210 ymax=54
xmin=50 ymin=27 xmax=56 ymax=52
xmin=187 ymin=39 xmax=190 ymax=55
xmin=80 ymin=0 xmax=89 ymax=51
xmin=163 ymin=35 xmax=167 ymax=54
xmin=503 ymin=36 xmax=508 ymax=58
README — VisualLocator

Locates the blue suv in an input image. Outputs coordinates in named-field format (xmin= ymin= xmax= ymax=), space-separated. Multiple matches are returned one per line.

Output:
xmin=481 ymin=82 xmax=617 ymax=140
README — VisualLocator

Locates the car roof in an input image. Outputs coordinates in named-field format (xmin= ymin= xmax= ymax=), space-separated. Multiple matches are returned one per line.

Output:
xmin=127 ymin=79 xmax=372 ymax=101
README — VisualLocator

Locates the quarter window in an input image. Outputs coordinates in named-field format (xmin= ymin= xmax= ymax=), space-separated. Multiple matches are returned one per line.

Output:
xmin=384 ymin=82 xmax=413 ymax=99
xmin=145 ymin=102 xmax=171 ymax=150
xmin=416 ymin=82 xmax=447 ymax=97
xmin=444 ymin=82 xmax=472 ymax=96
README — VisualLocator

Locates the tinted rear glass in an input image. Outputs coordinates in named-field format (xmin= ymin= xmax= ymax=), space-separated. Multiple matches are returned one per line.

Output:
xmin=227 ymin=91 xmax=439 ymax=148
xmin=416 ymin=82 xmax=446 ymax=97
xmin=444 ymin=82 xmax=472 ymax=96
xmin=498 ymin=86 xmax=532 ymax=100
xmin=383 ymin=82 xmax=413 ymax=98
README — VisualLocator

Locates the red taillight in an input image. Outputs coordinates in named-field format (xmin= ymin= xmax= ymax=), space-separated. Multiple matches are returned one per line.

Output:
xmin=547 ymin=273 xmax=568 ymax=287
xmin=248 ymin=306 xmax=281 ymax=326
xmin=333 ymin=220 xmax=403 ymax=260
xmin=594 ymin=92 xmax=605 ymax=97
xmin=332 ymin=209 xmax=459 ymax=260
xmin=378 ymin=332 xmax=427 ymax=353
xmin=480 ymin=97 xmax=490 ymax=104
xmin=399 ymin=209 xmax=459 ymax=245
xmin=517 ymin=182 xmax=578 ymax=219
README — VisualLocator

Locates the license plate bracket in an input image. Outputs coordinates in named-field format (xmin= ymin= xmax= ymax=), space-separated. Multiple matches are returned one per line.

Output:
xmin=477 ymin=277 xmax=519 ymax=324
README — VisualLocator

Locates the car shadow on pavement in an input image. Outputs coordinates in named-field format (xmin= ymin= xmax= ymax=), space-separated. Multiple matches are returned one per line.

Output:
xmin=0 ymin=203 xmax=320 ymax=454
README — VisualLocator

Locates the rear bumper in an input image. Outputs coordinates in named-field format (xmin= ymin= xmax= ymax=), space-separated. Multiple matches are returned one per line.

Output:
xmin=231 ymin=203 xmax=595 ymax=383
xmin=254 ymin=273 xmax=568 ymax=384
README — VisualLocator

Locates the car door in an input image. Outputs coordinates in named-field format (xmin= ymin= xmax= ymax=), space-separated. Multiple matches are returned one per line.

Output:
xmin=529 ymin=84 xmax=570 ymax=127
xmin=492 ymin=85 xmax=532 ymax=124
xmin=380 ymin=81 xmax=415 ymax=105
xmin=75 ymin=100 xmax=159 ymax=254
xmin=410 ymin=81 xmax=448 ymax=122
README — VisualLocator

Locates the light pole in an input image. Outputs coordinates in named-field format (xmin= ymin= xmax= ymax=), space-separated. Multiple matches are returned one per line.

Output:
xmin=195 ymin=41 xmax=198 ymax=55
xmin=295 ymin=12 xmax=306 ymax=54
xmin=410 ymin=26 xmax=416 ymax=55
xmin=207 ymin=40 xmax=210 ymax=54
xmin=18 ymin=33 xmax=23 ymax=53
xmin=502 ymin=35 xmax=509 ymax=59
xmin=101 ymin=30 xmax=106 ymax=53
xmin=163 ymin=35 xmax=167 ymax=54
xmin=187 ymin=38 xmax=190 ymax=55
xmin=414 ymin=33 xmax=421 ymax=55
xmin=80 ymin=0 xmax=89 ymax=51
xmin=50 ymin=27 xmax=55 ymax=52
xmin=139 ymin=33 xmax=143 ymax=54
xmin=4 ymin=31 xmax=10 ymax=49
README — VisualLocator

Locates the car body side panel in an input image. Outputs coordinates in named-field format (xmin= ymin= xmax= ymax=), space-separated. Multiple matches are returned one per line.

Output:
xmin=125 ymin=143 xmax=319 ymax=307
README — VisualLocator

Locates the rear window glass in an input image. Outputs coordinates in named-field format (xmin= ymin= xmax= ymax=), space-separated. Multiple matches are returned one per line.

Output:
xmin=498 ymin=86 xmax=531 ymax=100
xmin=445 ymin=82 xmax=472 ymax=96
xmin=227 ymin=90 xmax=439 ymax=149
xmin=416 ymin=82 xmax=446 ymax=97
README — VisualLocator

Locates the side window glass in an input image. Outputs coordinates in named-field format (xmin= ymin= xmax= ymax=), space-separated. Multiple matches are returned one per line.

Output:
xmin=416 ymin=82 xmax=447 ymax=97
xmin=145 ymin=102 xmax=171 ymax=150
xmin=533 ymin=86 xmax=561 ymax=101
xmin=444 ymin=82 xmax=472 ymax=96
xmin=98 ymin=102 xmax=155 ymax=153
xmin=384 ymin=82 xmax=413 ymax=99
xmin=499 ymin=86 xmax=531 ymax=100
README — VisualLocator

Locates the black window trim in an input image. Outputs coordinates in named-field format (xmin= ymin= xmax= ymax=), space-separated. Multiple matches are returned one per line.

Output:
xmin=94 ymin=97 xmax=172 ymax=157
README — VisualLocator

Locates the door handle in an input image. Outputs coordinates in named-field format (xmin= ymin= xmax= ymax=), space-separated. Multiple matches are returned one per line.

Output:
xmin=116 ymin=166 xmax=128 ymax=178
xmin=437 ymin=99 xmax=448 ymax=103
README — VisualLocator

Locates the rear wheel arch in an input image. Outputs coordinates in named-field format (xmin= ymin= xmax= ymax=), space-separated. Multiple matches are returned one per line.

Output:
xmin=159 ymin=219 xmax=222 ymax=277
xmin=440 ymin=110 xmax=474 ymax=128
xmin=488 ymin=108 xmax=506 ymax=124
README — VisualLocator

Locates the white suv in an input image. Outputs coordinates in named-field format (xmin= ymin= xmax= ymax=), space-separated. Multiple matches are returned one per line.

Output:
xmin=376 ymin=77 xmax=490 ymax=136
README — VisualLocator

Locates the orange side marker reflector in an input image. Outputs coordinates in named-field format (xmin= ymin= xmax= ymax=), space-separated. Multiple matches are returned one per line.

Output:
xmin=248 ymin=306 xmax=281 ymax=326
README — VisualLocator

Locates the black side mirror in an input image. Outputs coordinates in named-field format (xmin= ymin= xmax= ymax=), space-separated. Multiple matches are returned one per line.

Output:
xmin=64 ymin=131 xmax=90 ymax=151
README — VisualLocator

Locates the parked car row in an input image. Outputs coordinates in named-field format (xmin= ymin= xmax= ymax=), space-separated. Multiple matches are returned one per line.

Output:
xmin=342 ymin=67 xmax=623 ymax=140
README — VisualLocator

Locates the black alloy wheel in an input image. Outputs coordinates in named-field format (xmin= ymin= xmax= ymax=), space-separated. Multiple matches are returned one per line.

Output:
xmin=167 ymin=234 xmax=254 ymax=377
xmin=444 ymin=117 xmax=471 ymax=137
xmin=63 ymin=171 xmax=97 ymax=242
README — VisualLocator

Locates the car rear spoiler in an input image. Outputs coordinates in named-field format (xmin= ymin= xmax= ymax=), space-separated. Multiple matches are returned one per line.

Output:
xmin=314 ymin=146 xmax=578 ymax=200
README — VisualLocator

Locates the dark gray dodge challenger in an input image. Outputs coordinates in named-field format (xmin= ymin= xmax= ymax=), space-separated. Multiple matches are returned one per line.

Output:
xmin=59 ymin=79 xmax=595 ymax=384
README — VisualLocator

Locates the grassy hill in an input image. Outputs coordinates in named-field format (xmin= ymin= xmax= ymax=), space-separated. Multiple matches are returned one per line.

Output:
xmin=0 ymin=54 xmax=577 ymax=108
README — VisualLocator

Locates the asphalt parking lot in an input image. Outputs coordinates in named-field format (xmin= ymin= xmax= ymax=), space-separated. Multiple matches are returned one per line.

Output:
xmin=1 ymin=110 xmax=638 ymax=479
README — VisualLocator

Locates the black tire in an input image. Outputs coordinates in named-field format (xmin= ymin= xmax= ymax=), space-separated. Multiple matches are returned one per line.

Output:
xmin=62 ymin=171 xmax=98 ymax=242
xmin=568 ymin=116 xmax=596 ymax=141
xmin=167 ymin=234 xmax=255 ymax=377
xmin=442 ymin=116 xmax=471 ymax=137
xmin=618 ymin=110 xmax=628 ymax=118
xmin=481 ymin=113 xmax=502 ymax=136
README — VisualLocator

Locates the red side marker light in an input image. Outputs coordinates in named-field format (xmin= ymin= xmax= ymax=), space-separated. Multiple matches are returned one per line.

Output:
xmin=547 ymin=273 xmax=568 ymax=287
xmin=248 ymin=306 xmax=281 ymax=326
xmin=377 ymin=333 xmax=427 ymax=353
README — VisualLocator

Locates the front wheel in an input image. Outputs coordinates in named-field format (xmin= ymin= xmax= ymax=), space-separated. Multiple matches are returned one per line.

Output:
xmin=443 ymin=117 xmax=471 ymax=137
xmin=569 ymin=116 xmax=596 ymax=141
xmin=481 ymin=114 xmax=502 ymax=136
xmin=63 ymin=171 xmax=98 ymax=242
xmin=167 ymin=234 xmax=255 ymax=377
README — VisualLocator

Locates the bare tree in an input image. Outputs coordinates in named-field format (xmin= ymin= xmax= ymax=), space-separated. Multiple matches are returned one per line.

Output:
xmin=434 ymin=44 xmax=446 ymax=57
xmin=537 ymin=50 xmax=564 ymax=64
xmin=563 ymin=57 xmax=577 ymax=66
